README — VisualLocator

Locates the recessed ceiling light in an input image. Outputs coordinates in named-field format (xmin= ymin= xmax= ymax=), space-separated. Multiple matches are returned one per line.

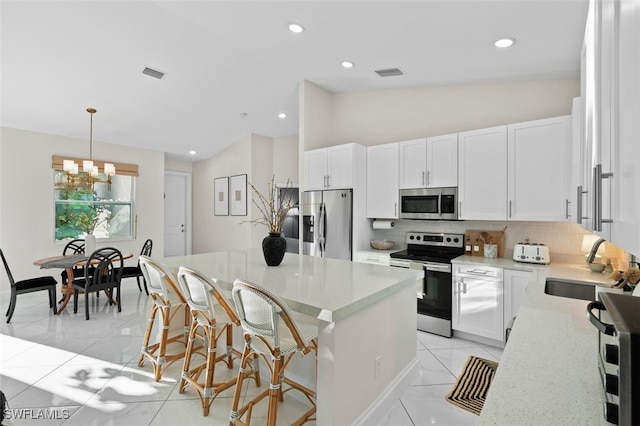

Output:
xmin=494 ymin=37 xmax=515 ymax=48
xmin=288 ymin=23 xmax=304 ymax=33
xmin=189 ymin=150 xmax=196 ymax=156
xmin=278 ymin=112 xmax=287 ymax=119
xmin=239 ymin=112 xmax=248 ymax=118
xmin=341 ymin=61 xmax=354 ymax=68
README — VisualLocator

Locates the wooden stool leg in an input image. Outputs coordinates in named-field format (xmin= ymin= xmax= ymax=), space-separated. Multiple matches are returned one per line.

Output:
xmin=229 ymin=338 xmax=254 ymax=425
xmin=138 ymin=304 xmax=158 ymax=367
xmin=179 ymin=314 xmax=199 ymax=393
xmin=201 ymin=322 xmax=217 ymax=416
xmin=267 ymin=356 xmax=284 ymax=426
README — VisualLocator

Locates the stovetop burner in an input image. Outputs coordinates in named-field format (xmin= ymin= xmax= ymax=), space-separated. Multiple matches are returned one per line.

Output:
xmin=390 ymin=231 xmax=465 ymax=263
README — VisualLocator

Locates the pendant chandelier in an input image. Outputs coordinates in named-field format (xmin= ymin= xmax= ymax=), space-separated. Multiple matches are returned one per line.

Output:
xmin=61 ymin=108 xmax=116 ymax=191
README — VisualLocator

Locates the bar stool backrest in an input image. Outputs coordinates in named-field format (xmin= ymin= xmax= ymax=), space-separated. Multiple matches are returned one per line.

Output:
xmin=138 ymin=256 xmax=186 ymax=305
xmin=232 ymin=279 xmax=308 ymax=355
xmin=176 ymin=266 xmax=239 ymax=325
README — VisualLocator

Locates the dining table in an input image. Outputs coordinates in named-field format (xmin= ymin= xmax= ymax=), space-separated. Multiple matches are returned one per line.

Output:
xmin=33 ymin=252 xmax=133 ymax=315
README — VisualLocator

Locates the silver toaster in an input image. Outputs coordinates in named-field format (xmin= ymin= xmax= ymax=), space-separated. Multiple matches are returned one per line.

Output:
xmin=513 ymin=243 xmax=550 ymax=264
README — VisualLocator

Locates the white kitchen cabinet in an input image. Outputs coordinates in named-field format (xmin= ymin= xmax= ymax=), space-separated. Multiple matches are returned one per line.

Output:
xmin=503 ymin=269 xmax=532 ymax=337
xmin=304 ymin=143 xmax=363 ymax=190
xmin=609 ymin=0 xmax=640 ymax=256
xmin=366 ymin=142 xmax=399 ymax=219
xmin=507 ymin=116 xmax=571 ymax=221
xmin=355 ymin=251 xmax=391 ymax=266
xmin=426 ymin=133 xmax=458 ymax=187
xmin=452 ymin=263 xmax=504 ymax=342
xmin=398 ymin=139 xmax=427 ymax=189
xmin=458 ymin=126 xmax=508 ymax=220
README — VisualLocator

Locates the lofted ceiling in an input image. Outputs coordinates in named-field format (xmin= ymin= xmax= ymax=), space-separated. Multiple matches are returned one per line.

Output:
xmin=1 ymin=0 xmax=588 ymax=161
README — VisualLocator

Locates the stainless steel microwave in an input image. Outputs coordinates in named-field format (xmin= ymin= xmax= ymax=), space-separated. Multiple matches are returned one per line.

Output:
xmin=399 ymin=187 xmax=458 ymax=220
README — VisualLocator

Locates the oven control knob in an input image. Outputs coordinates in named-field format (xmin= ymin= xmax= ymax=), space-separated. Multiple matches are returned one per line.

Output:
xmin=605 ymin=374 xmax=619 ymax=396
xmin=446 ymin=237 xmax=451 ymax=242
xmin=604 ymin=402 xmax=619 ymax=425
xmin=604 ymin=344 xmax=619 ymax=365
xmin=416 ymin=236 xmax=421 ymax=241
xmin=453 ymin=238 xmax=459 ymax=243
xmin=409 ymin=235 xmax=415 ymax=240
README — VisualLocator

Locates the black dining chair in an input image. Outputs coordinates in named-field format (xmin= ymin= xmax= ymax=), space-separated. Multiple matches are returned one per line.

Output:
xmin=61 ymin=238 xmax=86 ymax=285
xmin=117 ymin=239 xmax=152 ymax=295
xmin=73 ymin=247 xmax=123 ymax=320
xmin=1 ymin=248 xmax=57 ymax=323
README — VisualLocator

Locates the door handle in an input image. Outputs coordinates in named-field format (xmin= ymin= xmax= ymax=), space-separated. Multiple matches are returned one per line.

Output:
xmin=422 ymin=171 xmax=426 ymax=186
xmin=437 ymin=192 xmax=442 ymax=216
xmin=593 ymin=164 xmax=613 ymax=231
xmin=576 ymin=185 xmax=588 ymax=224
xmin=565 ymin=199 xmax=570 ymax=219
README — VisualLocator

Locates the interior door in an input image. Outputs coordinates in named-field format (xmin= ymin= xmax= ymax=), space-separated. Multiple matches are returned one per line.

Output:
xmin=164 ymin=172 xmax=187 ymax=257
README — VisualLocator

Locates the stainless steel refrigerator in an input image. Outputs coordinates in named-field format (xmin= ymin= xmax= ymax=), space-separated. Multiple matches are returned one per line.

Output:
xmin=301 ymin=189 xmax=352 ymax=260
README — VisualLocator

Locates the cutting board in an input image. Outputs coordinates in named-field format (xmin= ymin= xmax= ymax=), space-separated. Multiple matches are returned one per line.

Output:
xmin=464 ymin=229 xmax=506 ymax=258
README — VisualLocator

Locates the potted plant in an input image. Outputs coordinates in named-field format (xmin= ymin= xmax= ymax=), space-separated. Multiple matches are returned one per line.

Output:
xmin=244 ymin=176 xmax=296 ymax=266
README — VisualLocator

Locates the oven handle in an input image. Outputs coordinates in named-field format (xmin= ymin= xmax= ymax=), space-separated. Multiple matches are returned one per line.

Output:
xmin=586 ymin=301 xmax=616 ymax=336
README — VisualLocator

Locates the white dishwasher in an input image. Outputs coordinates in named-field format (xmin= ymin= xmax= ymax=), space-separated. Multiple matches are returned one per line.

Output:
xmin=452 ymin=263 xmax=504 ymax=342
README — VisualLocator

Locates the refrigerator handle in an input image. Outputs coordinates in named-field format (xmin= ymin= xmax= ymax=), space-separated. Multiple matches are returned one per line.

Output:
xmin=318 ymin=202 xmax=326 ymax=256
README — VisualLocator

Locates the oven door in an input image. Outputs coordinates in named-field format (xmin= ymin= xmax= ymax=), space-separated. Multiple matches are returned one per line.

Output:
xmin=418 ymin=262 xmax=453 ymax=320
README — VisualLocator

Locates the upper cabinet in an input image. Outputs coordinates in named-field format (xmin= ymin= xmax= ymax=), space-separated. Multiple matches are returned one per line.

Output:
xmin=507 ymin=116 xmax=571 ymax=221
xmin=458 ymin=117 xmax=572 ymax=222
xmin=304 ymin=143 xmax=364 ymax=190
xmin=458 ymin=126 xmax=508 ymax=220
xmin=367 ymin=142 xmax=399 ymax=219
xmin=577 ymin=0 xmax=640 ymax=256
xmin=611 ymin=0 xmax=640 ymax=256
xmin=398 ymin=134 xmax=458 ymax=189
xmin=426 ymin=133 xmax=458 ymax=188
xmin=398 ymin=139 xmax=427 ymax=189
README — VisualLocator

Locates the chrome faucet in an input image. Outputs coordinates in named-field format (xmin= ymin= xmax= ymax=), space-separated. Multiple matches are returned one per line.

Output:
xmin=586 ymin=238 xmax=606 ymax=263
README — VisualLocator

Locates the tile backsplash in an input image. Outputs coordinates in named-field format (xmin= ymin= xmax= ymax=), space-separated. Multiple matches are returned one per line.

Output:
xmin=371 ymin=219 xmax=628 ymax=269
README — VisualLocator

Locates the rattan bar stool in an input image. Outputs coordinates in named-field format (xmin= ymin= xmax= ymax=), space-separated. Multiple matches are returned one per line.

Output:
xmin=137 ymin=256 xmax=191 ymax=381
xmin=176 ymin=266 xmax=261 ymax=416
xmin=229 ymin=278 xmax=318 ymax=426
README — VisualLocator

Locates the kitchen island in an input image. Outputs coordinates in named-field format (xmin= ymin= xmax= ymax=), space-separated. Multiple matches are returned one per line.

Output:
xmin=163 ymin=248 xmax=421 ymax=426
xmin=456 ymin=256 xmax=617 ymax=425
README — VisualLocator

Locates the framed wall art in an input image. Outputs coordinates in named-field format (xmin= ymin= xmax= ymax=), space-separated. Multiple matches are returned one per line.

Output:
xmin=230 ymin=174 xmax=247 ymax=216
xmin=214 ymin=176 xmax=229 ymax=216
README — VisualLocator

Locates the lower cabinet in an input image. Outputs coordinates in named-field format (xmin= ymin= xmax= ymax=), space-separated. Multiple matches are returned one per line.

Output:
xmin=452 ymin=263 xmax=504 ymax=341
xmin=503 ymin=269 xmax=532 ymax=330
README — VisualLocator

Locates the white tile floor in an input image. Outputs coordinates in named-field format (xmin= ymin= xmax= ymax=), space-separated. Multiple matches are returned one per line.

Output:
xmin=1 ymin=282 xmax=502 ymax=425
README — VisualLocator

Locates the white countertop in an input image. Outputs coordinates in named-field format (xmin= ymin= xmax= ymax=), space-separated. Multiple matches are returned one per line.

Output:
xmin=453 ymin=256 xmax=618 ymax=425
xmin=162 ymin=248 xmax=421 ymax=323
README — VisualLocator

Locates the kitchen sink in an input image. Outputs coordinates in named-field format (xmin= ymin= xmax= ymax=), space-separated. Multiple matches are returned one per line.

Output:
xmin=544 ymin=278 xmax=596 ymax=301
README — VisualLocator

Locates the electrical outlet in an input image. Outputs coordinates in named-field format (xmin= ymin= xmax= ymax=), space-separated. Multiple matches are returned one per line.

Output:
xmin=374 ymin=355 xmax=382 ymax=378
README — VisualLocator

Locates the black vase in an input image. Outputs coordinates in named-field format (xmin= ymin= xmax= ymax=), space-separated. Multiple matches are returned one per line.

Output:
xmin=262 ymin=233 xmax=287 ymax=266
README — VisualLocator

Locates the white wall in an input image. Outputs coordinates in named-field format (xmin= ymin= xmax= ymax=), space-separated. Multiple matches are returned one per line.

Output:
xmin=192 ymin=134 xmax=252 ymax=253
xmin=164 ymin=159 xmax=193 ymax=173
xmin=273 ymin=135 xmax=299 ymax=184
xmin=0 ymin=126 xmax=165 ymax=292
xmin=304 ymin=79 xmax=580 ymax=149
xmin=191 ymin=133 xmax=298 ymax=253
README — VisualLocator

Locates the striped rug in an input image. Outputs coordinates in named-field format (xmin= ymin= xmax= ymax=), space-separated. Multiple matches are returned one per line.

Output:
xmin=445 ymin=355 xmax=498 ymax=416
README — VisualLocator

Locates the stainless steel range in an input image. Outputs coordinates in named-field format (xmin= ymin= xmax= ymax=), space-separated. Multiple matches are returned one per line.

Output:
xmin=390 ymin=232 xmax=464 ymax=337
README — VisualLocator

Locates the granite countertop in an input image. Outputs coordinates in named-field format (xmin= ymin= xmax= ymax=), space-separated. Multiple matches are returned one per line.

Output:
xmin=461 ymin=255 xmax=618 ymax=425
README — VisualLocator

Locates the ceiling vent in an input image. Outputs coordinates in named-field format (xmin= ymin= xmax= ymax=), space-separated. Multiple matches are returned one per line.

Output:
xmin=142 ymin=66 xmax=165 ymax=79
xmin=375 ymin=68 xmax=404 ymax=77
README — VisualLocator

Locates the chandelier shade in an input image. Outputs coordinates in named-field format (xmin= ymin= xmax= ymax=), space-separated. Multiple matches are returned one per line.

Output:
xmin=57 ymin=108 xmax=123 ymax=191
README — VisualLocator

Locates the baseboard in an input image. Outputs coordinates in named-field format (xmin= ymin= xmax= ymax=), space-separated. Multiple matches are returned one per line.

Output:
xmin=352 ymin=356 xmax=420 ymax=426
xmin=453 ymin=330 xmax=505 ymax=349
